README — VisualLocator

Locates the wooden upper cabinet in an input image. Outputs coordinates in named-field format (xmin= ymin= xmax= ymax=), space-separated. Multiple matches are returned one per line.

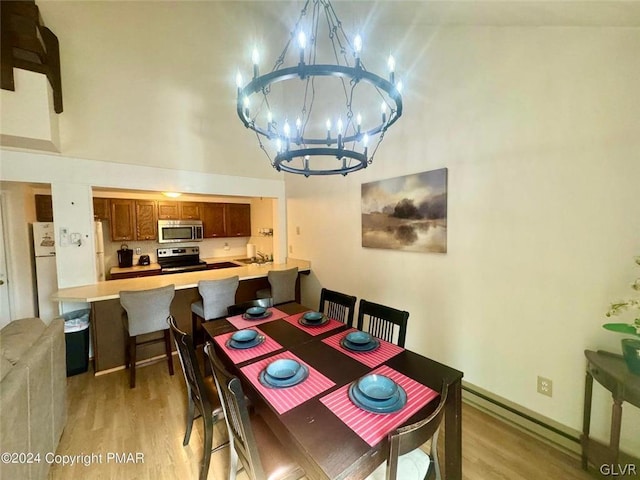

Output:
xmin=110 ymin=199 xmax=135 ymax=241
xmin=35 ymin=194 xmax=54 ymax=222
xmin=158 ymin=201 xmax=201 ymax=220
xmin=135 ymin=200 xmax=157 ymax=240
xmin=202 ymin=203 xmax=226 ymax=238
xmin=93 ymin=198 xmax=110 ymax=221
xmin=157 ymin=201 xmax=180 ymax=220
xmin=225 ymin=203 xmax=251 ymax=237
xmin=180 ymin=202 xmax=201 ymax=220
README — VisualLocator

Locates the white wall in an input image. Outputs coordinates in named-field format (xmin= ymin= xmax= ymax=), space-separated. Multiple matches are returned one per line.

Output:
xmin=286 ymin=26 xmax=640 ymax=453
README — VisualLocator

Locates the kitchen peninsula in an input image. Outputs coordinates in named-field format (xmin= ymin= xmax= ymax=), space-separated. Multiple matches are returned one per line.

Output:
xmin=52 ymin=259 xmax=310 ymax=374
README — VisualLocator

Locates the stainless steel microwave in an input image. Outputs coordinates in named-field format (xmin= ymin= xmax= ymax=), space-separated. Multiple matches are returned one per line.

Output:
xmin=158 ymin=220 xmax=204 ymax=243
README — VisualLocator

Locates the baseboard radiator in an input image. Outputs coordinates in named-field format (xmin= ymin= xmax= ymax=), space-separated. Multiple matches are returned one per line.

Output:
xmin=462 ymin=381 xmax=582 ymax=456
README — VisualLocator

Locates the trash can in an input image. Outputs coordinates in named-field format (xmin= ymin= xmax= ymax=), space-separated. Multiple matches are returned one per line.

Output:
xmin=62 ymin=309 xmax=91 ymax=376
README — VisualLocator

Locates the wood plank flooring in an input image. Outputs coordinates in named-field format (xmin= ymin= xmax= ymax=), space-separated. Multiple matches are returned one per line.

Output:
xmin=48 ymin=357 xmax=608 ymax=479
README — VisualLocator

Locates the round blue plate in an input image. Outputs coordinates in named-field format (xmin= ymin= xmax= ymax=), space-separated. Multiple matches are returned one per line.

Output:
xmin=348 ymin=382 xmax=407 ymax=414
xmin=226 ymin=335 xmax=265 ymax=350
xmin=242 ymin=310 xmax=273 ymax=320
xmin=246 ymin=306 xmax=267 ymax=316
xmin=357 ymin=374 xmax=398 ymax=400
xmin=303 ymin=311 xmax=324 ymax=322
xmin=266 ymin=358 xmax=301 ymax=379
xmin=340 ymin=337 xmax=380 ymax=352
xmin=346 ymin=331 xmax=373 ymax=345
xmin=299 ymin=314 xmax=329 ymax=327
xmin=350 ymin=383 xmax=402 ymax=409
xmin=231 ymin=329 xmax=258 ymax=343
xmin=259 ymin=364 xmax=309 ymax=388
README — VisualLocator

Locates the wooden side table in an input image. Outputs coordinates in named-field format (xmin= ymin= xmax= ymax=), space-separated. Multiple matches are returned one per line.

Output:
xmin=581 ymin=350 xmax=640 ymax=471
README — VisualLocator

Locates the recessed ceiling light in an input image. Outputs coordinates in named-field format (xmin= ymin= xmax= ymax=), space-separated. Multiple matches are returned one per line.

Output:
xmin=162 ymin=192 xmax=182 ymax=198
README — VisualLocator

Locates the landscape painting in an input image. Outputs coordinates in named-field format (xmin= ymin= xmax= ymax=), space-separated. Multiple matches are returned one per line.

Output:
xmin=361 ymin=168 xmax=448 ymax=253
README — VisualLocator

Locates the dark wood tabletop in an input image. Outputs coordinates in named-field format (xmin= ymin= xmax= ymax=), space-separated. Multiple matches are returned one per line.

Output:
xmin=203 ymin=302 xmax=463 ymax=480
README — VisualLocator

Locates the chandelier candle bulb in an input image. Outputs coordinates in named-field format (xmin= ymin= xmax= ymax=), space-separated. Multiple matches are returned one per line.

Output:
xmin=381 ymin=102 xmax=387 ymax=124
xmin=388 ymin=55 xmax=396 ymax=83
xmin=298 ymin=31 xmax=306 ymax=64
xmin=252 ymin=48 xmax=259 ymax=78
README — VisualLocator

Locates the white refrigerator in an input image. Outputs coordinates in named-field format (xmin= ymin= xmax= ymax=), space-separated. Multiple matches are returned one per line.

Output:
xmin=32 ymin=222 xmax=59 ymax=322
xmin=33 ymin=221 xmax=105 ymax=321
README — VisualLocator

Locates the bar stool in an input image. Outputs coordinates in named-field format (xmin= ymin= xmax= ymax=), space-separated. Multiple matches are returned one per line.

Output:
xmin=191 ymin=276 xmax=239 ymax=345
xmin=256 ymin=267 xmax=298 ymax=305
xmin=120 ymin=284 xmax=175 ymax=388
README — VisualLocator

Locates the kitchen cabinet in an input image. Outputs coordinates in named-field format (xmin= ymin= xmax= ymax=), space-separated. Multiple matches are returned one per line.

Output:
xmin=157 ymin=201 xmax=180 ymax=220
xmin=180 ymin=202 xmax=201 ymax=220
xmin=135 ymin=200 xmax=157 ymax=240
xmin=35 ymin=194 xmax=54 ymax=222
xmin=202 ymin=203 xmax=251 ymax=238
xmin=93 ymin=198 xmax=110 ymax=221
xmin=110 ymin=199 xmax=136 ymax=241
xmin=225 ymin=203 xmax=251 ymax=237
xmin=202 ymin=203 xmax=226 ymax=238
xmin=158 ymin=201 xmax=202 ymax=220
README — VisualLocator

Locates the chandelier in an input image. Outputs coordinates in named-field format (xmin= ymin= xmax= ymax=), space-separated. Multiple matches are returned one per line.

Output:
xmin=235 ymin=0 xmax=403 ymax=176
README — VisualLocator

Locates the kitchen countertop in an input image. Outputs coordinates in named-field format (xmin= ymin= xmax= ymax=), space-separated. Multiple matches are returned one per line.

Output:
xmin=108 ymin=255 xmax=273 ymax=275
xmin=53 ymin=258 xmax=310 ymax=303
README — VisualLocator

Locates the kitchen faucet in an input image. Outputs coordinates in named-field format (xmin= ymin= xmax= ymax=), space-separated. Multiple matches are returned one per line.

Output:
xmin=256 ymin=251 xmax=269 ymax=262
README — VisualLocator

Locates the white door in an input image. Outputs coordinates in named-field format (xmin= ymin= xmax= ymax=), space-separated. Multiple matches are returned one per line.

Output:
xmin=0 ymin=200 xmax=12 ymax=328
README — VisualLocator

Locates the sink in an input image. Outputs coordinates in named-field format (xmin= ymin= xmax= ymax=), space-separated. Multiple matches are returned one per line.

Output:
xmin=234 ymin=258 xmax=268 ymax=265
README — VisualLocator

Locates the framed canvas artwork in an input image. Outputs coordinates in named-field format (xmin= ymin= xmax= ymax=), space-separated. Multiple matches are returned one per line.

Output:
xmin=361 ymin=168 xmax=448 ymax=253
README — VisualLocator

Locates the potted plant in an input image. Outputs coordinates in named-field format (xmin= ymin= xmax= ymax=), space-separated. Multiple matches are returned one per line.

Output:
xmin=603 ymin=256 xmax=640 ymax=374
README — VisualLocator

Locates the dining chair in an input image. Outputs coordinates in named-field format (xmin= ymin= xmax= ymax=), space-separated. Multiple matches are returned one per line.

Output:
xmin=227 ymin=297 xmax=274 ymax=317
xmin=366 ymin=381 xmax=448 ymax=480
xmin=192 ymin=276 xmax=240 ymax=345
xmin=204 ymin=342 xmax=306 ymax=480
xmin=120 ymin=284 xmax=175 ymax=388
xmin=356 ymin=299 xmax=409 ymax=348
xmin=256 ymin=267 xmax=298 ymax=305
xmin=168 ymin=316 xmax=229 ymax=480
xmin=319 ymin=288 xmax=357 ymax=326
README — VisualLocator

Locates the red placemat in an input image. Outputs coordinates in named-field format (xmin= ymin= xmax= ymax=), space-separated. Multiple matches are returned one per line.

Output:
xmin=322 ymin=328 xmax=404 ymax=367
xmin=320 ymin=364 xmax=439 ymax=447
xmin=213 ymin=328 xmax=283 ymax=364
xmin=240 ymin=351 xmax=335 ymax=414
xmin=284 ymin=311 xmax=345 ymax=336
xmin=226 ymin=307 xmax=288 ymax=330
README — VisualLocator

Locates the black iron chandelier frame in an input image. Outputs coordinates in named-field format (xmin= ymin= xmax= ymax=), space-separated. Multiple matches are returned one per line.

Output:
xmin=235 ymin=0 xmax=403 ymax=176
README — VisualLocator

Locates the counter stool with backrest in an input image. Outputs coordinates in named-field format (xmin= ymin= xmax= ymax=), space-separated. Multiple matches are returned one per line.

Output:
xmin=366 ymin=381 xmax=448 ymax=480
xmin=256 ymin=267 xmax=298 ymax=305
xmin=120 ymin=284 xmax=175 ymax=388
xmin=169 ymin=316 xmax=228 ymax=480
xmin=319 ymin=288 xmax=357 ymax=327
xmin=205 ymin=342 xmax=306 ymax=480
xmin=191 ymin=276 xmax=240 ymax=345
xmin=357 ymin=299 xmax=409 ymax=348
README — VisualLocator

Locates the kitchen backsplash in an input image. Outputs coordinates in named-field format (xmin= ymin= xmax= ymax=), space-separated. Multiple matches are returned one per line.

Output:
xmin=101 ymin=225 xmax=273 ymax=270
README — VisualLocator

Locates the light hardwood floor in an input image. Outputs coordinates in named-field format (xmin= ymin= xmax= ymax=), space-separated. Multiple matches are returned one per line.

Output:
xmin=48 ymin=357 xmax=604 ymax=480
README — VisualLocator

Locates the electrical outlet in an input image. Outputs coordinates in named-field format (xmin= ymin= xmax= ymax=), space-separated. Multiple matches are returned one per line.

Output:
xmin=135 ymin=247 xmax=141 ymax=255
xmin=537 ymin=376 xmax=553 ymax=397
xmin=289 ymin=245 xmax=293 ymax=254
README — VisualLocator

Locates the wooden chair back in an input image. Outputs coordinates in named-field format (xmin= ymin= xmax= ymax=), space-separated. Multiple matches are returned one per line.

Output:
xmin=385 ymin=381 xmax=448 ymax=480
xmin=357 ymin=299 xmax=409 ymax=347
xmin=169 ymin=316 xmax=214 ymax=417
xmin=205 ymin=343 xmax=267 ymax=480
xmin=319 ymin=288 xmax=357 ymax=327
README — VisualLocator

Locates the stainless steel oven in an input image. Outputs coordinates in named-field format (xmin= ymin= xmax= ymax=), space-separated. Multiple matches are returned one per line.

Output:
xmin=158 ymin=220 xmax=204 ymax=244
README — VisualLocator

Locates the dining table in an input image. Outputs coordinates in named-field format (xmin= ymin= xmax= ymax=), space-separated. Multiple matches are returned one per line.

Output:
xmin=203 ymin=302 xmax=464 ymax=480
